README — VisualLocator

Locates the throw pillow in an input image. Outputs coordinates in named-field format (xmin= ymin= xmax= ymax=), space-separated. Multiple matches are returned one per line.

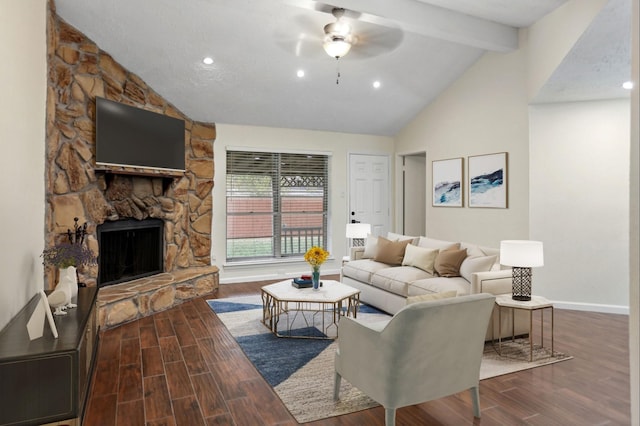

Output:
xmin=361 ymin=235 xmax=379 ymax=259
xmin=434 ymin=248 xmax=468 ymax=277
xmin=406 ymin=290 xmax=457 ymax=304
xmin=401 ymin=244 xmax=439 ymax=274
xmin=459 ymin=255 xmax=497 ymax=282
xmin=374 ymin=236 xmax=412 ymax=266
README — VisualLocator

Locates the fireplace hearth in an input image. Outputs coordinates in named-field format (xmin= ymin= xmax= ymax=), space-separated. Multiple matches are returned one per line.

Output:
xmin=97 ymin=218 xmax=164 ymax=287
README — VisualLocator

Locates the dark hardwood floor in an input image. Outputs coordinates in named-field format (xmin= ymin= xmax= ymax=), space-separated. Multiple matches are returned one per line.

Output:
xmin=84 ymin=277 xmax=631 ymax=425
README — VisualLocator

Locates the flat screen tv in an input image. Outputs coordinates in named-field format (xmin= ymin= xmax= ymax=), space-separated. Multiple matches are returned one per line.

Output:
xmin=95 ymin=97 xmax=186 ymax=172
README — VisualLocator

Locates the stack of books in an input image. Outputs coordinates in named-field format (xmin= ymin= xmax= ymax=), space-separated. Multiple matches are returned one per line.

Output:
xmin=292 ymin=275 xmax=313 ymax=288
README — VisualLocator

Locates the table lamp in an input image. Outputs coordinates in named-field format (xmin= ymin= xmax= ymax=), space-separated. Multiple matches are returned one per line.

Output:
xmin=500 ymin=240 xmax=544 ymax=301
xmin=346 ymin=223 xmax=371 ymax=247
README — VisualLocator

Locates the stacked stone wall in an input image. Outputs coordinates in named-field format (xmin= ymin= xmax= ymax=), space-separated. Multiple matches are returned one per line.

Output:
xmin=45 ymin=2 xmax=215 ymax=291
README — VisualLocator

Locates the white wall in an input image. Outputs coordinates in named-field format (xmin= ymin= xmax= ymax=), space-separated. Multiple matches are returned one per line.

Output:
xmin=529 ymin=100 xmax=629 ymax=312
xmin=401 ymin=153 xmax=426 ymax=236
xmin=0 ymin=0 xmax=47 ymax=330
xmin=395 ymin=47 xmax=530 ymax=247
xmin=213 ymin=123 xmax=394 ymax=283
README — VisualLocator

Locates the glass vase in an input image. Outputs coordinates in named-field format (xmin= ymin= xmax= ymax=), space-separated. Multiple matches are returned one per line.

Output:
xmin=312 ymin=270 xmax=321 ymax=291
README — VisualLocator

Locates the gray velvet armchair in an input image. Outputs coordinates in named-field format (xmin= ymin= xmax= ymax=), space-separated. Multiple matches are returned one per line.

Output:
xmin=334 ymin=293 xmax=496 ymax=426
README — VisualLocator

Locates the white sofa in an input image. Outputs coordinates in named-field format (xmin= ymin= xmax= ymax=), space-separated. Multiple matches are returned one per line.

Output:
xmin=341 ymin=233 xmax=528 ymax=339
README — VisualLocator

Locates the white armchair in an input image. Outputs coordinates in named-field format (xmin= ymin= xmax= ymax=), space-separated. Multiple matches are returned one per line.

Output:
xmin=334 ymin=293 xmax=496 ymax=425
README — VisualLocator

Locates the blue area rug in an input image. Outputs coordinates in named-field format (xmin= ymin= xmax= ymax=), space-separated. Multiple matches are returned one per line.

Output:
xmin=235 ymin=327 xmax=331 ymax=386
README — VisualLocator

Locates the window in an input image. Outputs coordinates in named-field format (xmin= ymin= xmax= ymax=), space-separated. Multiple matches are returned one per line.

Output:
xmin=226 ymin=150 xmax=329 ymax=262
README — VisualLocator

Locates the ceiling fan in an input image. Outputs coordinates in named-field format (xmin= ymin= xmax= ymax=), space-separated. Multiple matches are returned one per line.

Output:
xmin=322 ymin=8 xmax=354 ymax=59
xmin=277 ymin=1 xmax=404 ymax=61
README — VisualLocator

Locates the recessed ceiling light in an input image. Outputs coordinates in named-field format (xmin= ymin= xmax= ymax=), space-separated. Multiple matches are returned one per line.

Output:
xmin=622 ymin=81 xmax=634 ymax=90
xmin=202 ymin=57 xmax=214 ymax=65
xmin=297 ymin=69 xmax=305 ymax=78
xmin=373 ymin=80 xmax=381 ymax=89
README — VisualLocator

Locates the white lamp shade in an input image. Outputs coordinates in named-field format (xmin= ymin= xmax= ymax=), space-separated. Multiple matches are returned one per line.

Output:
xmin=346 ymin=223 xmax=371 ymax=239
xmin=500 ymin=240 xmax=544 ymax=267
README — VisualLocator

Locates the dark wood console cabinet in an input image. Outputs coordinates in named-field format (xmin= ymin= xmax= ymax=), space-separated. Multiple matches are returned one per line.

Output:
xmin=0 ymin=287 xmax=99 ymax=425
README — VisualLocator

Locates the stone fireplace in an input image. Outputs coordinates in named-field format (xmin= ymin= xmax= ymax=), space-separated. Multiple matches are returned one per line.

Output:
xmin=97 ymin=218 xmax=164 ymax=287
xmin=45 ymin=3 xmax=219 ymax=328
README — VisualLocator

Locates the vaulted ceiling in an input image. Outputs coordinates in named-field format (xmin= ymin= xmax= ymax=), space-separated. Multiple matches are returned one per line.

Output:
xmin=54 ymin=0 xmax=631 ymax=136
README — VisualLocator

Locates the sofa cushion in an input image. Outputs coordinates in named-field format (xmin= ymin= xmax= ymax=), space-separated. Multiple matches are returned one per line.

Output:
xmin=460 ymin=243 xmax=486 ymax=258
xmin=418 ymin=236 xmax=460 ymax=250
xmin=387 ymin=232 xmax=419 ymax=245
xmin=374 ymin=237 xmax=412 ymax=266
xmin=459 ymin=255 xmax=497 ymax=282
xmin=434 ymin=248 xmax=467 ymax=277
xmin=406 ymin=290 xmax=457 ymax=304
xmin=370 ymin=266 xmax=432 ymax=297
xmin=342 ymin=259 xmax=390 ymax=282
xmin=401 ymin=244 xmax=439 ymax=274
xmin=408 ymin=276 xmax=470 ymax=296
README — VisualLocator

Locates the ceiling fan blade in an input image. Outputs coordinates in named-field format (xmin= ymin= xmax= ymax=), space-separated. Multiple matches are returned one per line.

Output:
xmin=273 ymin=14 xmax=326 ymax=59
xmin=347 ymin=20 xmax=403 ymax=59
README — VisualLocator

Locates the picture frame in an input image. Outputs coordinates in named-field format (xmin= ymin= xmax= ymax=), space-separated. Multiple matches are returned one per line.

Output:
xmin=468 ymin=152 xmax=508 ymax=208
xmin=26 ymin=290 xmax=58 ymax=340
xmin=432 ymin=157 xmax=463 ymax=207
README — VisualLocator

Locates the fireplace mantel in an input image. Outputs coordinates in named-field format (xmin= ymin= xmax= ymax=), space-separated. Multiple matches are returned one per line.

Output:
xmin=94 ymin=167 xmax=183 ymax=193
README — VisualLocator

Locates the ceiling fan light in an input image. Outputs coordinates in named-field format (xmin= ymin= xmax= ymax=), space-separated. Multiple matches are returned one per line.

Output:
xmin=323 ymin=37 xmax=352 ymax=59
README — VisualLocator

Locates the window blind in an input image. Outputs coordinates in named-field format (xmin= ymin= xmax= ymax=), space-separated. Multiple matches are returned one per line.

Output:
xmin=226 ymin=150 xmax=329 ymax=261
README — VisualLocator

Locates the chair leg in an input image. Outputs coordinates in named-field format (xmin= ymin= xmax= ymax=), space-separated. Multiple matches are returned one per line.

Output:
xmin=470 ymin=386 xmax=481 ymax=418
xmin=385 ymin=407 xmax=396 ymax=426
xmin=333 ymin=372 xmax=342 ymax=401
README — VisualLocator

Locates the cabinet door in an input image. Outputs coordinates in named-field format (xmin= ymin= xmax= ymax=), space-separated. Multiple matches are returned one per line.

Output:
xmin=0 ymin=354 xmax=74 ymax=425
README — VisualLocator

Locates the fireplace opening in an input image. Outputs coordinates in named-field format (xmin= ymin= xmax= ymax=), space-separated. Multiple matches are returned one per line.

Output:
xmin=97 ymin=218 xmax=164 ymax=287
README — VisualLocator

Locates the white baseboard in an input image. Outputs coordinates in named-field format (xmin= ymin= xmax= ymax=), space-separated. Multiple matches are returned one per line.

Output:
xmin=554 ymin=300 xmax=629 ymax=315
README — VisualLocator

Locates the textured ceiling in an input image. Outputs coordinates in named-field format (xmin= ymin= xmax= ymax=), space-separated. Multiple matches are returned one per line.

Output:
xmin=534 ymin=0 xmax=632 ymax=103
xmin=53 ymin=0 xmax=630 ymax=136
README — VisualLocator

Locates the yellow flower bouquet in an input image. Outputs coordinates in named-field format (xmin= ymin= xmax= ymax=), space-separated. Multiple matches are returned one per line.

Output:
xmin=304 ymin=246 xmax=330 ymax=272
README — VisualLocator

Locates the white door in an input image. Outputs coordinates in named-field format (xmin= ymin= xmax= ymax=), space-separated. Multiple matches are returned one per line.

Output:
xmin=349 ymin=154 xmax=390 ymax=236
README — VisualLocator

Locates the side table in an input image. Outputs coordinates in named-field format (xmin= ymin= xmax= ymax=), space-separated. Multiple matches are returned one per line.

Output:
xmin=494 ymin=294 xmax=554 ymax=362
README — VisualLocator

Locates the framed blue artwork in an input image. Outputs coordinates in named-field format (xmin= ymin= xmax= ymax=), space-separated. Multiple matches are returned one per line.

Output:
xmin=432 ymin=157 xmax=463 ymax=207
xmin=468 ymin=152 xmax=508 ymax=208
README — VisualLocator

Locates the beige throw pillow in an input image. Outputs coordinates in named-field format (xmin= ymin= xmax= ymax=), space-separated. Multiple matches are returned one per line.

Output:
xmin=434 ymin=248 xmax=468 ymax=277
xmin=401 ymin=244 xmax=439 ymax=274
xmin=406 ymin=290 xmax=457 ymax=305
xmin=374 ymin=237 xmax=411 ymax=266
xmin=361 ymin=235 xmax=379 ymax=259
